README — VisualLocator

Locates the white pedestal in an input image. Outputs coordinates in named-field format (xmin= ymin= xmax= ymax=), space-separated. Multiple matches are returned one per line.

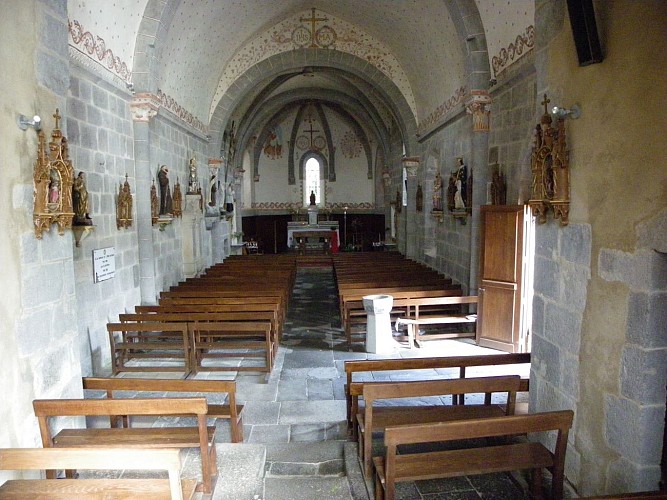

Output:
xmin=363 ymin=294 xmax=397 ymax=354
xmin=181 ymin=194 xmax=205 ymax=277
xmin=308 ymin=206 xmax=318 ymax=225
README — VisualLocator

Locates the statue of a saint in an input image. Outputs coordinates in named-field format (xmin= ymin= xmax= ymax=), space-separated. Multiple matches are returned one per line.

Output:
xmin=158 ymin=165 xmax=173 ymax=215
xmin=226 ymin=183 xmax=235 ymax=213
xmin=453 ymin=158 xmax=467 ymax=210
xmin=432 ymin=172 xmax=443 ymax=211
xmin=187 ymin=158 xmax=199 ymax=193
xmin=310 ymin=190 xmax=316 ymax=206
xmin=72 ymin=171 xmax=92 ymax=224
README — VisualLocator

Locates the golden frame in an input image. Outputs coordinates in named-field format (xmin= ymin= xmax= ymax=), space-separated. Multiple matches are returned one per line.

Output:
xmin=33 ymin=109 xmax=74 ymax=239
xmin=529 ymin=94 xmax=570 ymax=225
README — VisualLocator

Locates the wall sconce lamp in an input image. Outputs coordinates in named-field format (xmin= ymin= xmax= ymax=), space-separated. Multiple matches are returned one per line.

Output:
xmin=17 ymin=114 xmax=42 ymax=131
xmin=551 ymin=104 xmax=581 ymax=119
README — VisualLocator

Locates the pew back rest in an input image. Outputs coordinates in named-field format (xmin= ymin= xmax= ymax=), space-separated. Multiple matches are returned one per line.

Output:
xmin=385 ymin=409 xmax=573 ymax=446
xmin=363 ymin=375 xmax=521 ymax=415
xmin=0 ymin=447 xmax=190 ymax=500
xmin=33 ymin=397 xmax=209 ymax=445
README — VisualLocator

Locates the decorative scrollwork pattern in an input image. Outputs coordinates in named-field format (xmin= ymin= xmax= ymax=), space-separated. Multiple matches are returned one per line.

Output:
xmin=491 ymin=25 xmax=535 ymax=77
xmin=68 ymin=20 xmax=131 ymax=83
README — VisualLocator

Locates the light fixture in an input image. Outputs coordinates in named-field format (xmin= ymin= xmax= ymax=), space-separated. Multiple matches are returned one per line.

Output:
xmin=17 ymin=114 xmax=41 ymax=131
xmin=551 ymin=104 xmax=581 ymax=120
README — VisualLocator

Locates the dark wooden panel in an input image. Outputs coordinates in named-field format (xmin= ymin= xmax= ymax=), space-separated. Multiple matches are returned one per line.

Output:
xmin=242 ymin=213 xmax=384 ymax=253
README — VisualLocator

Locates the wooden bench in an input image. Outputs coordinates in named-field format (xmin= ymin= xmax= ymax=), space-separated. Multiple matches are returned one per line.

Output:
xmin=107 ymin=322 xmax=191 ymax=376
xmin=82 ymin=377 xmax=244 ymax=443
xmin=0 ymin=447 xmax=195 ymax=500
xmin=33 ymin=397 xmax=218 ymax=494
xmin=374 ymin=410 xmax=574 ymax=500
xmin=340 ymin=288 xmax=463 ymax=348
xmin=393 ymin=295 xmax=478 ymax=346
xmin=345 ymin=352 xmax=531 ymax=434
xmin=357 ymin=375 xmax=522 ymax=477
xmin=118 ymin=313 xmax=275 ymax=373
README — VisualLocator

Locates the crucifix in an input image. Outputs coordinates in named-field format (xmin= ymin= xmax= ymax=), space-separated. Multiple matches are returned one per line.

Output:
xmin=300 ymin=8 xmax=328 ymax=48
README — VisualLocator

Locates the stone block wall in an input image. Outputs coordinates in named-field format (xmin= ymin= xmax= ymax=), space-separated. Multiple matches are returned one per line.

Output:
xmin=488 ymin=58 xmax=536 ymax=208
xmin=67 ymin=66 xmax=140 ymax=374
xmin=412 ymin=113 xmax=471 ymax=290
xmin=149 ymin=115 xmax=210 ymax=292
xmin=530 ymin=221 xmax=591 ymax=486
xmin=598 ymin=211 xmax=667 ymax=491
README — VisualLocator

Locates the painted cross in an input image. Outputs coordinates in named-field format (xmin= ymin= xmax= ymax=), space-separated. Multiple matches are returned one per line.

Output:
xmin=300 ymin=8 xmax=328 ymax=48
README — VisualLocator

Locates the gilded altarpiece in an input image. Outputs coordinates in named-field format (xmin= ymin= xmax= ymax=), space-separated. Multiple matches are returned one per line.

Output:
xmin=529 ymin=95 xmax=570 ymax=225
xmin=33 ymin=109 xmax=75 ymax=239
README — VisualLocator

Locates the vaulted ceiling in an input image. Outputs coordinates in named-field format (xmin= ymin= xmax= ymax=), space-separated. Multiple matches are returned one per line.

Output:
xmin=68 ymin=0 xmax=534 ymax=158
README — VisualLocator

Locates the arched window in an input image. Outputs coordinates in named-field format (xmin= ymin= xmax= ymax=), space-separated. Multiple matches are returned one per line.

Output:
xmin=303 ymin=157 xmax=321 ymax=206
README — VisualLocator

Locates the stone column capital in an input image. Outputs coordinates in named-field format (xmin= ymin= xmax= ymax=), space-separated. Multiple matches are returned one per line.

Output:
xmin=129 ymin=93 xmax=161 ymax=122
xmin=465 ymin=90 xmax=492 ymax=132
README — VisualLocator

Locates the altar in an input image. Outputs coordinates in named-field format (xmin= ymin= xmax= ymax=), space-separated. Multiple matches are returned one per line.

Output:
xmin=287 ymin=222 xmax=340 ymax=253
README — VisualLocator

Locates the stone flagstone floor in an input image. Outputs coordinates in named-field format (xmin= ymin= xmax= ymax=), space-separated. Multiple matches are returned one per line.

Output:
xmin=99 ymin=266 xmax=577 ymax=499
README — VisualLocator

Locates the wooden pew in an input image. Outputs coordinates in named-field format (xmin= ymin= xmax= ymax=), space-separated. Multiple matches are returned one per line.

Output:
xmin=0 ymin=447 xmax=195 ymax=500
xmin=374 ymin=410 xmax=574 ymax=500
xmin=357 ymin=375 xmax=522 ymax=477
xmin=119 ymin=312 xmax=275 ymax=373
xmin=107 ymin=322 xmax=191 ymax=376
xmin=82 ymin=377 xmax=244 ymax=443
xmin=33 ymin=397 xmax=218 ymax=494
xmin=154 ymin=300 xmax=284 ymax=340
xmin=344 ymin=352 xmax=531 ymax=435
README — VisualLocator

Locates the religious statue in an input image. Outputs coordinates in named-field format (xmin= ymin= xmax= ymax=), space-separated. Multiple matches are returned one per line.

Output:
xmin=157 ymin=165 xmax=173 ymax=215
xmin=150 ymin=180 xmax=159 ymax=224
xmin=187 ymin=158 xmax=199 ymax=194
xmin=452 ymin=157 xmax=468 ymax=210
xmin=226 ymin=182 xmax=235 ymax=213
xmin=416 ymin=184 xmax=424 ymax=212
xmin=72 ymin=171 xmax=92 ymax=225
xmin=48 ymin=172 xmax=60 ymax=208
xmin=209 ymin=180 xmax=218 ymax=207
xmin=309 ymin=190 xmax=316 ymax=206
xmin=172 ymin=179 xmax=183 ymax=218
xmin=116 ymin=174 xmax=133 ymax=229
xmin=490 ymin=166 xmax=507 ymax=205
xmin=432 ymin=172 xmax=443 ymax=212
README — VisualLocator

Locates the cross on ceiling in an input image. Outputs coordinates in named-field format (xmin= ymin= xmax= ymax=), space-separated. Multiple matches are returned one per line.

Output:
xmin=304 ymin=118 xmax=320 ymax=147
xmin=300 ymin=8 xmax=328 ymax=48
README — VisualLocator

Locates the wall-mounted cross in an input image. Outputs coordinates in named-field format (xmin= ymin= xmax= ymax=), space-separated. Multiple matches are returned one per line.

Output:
xmin=300 ymin=8 xmax=328 ymax=48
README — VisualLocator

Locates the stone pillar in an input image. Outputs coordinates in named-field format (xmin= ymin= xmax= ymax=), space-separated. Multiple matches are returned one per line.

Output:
xmin=130 ymin=93 xmax=160 ymax=304
xmin=465 ymin=91 xmax=491 ymax=294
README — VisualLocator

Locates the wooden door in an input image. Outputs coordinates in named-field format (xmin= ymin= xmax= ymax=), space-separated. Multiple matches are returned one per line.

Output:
xmin=476 ymin=205 xmax=532 ymax=352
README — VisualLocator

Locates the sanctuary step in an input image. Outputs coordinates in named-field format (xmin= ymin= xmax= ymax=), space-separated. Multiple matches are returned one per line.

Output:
xmin=295 ymin=254 xmax=333 ymax=268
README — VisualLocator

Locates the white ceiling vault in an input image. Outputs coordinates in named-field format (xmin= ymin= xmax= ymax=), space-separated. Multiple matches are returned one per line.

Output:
xmin=67 ymin=0 xmax=533 ymax=148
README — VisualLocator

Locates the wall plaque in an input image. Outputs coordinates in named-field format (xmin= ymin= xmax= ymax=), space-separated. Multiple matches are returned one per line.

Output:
xmin=93 ymin=247 xmax=115 ymax=283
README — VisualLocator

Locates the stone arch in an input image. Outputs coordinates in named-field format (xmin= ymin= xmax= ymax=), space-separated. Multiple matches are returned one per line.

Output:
xmin=210 ymin=48 xmax=418 ymax=167
xmin=240 ymin=88 xmax=391 ymax=186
